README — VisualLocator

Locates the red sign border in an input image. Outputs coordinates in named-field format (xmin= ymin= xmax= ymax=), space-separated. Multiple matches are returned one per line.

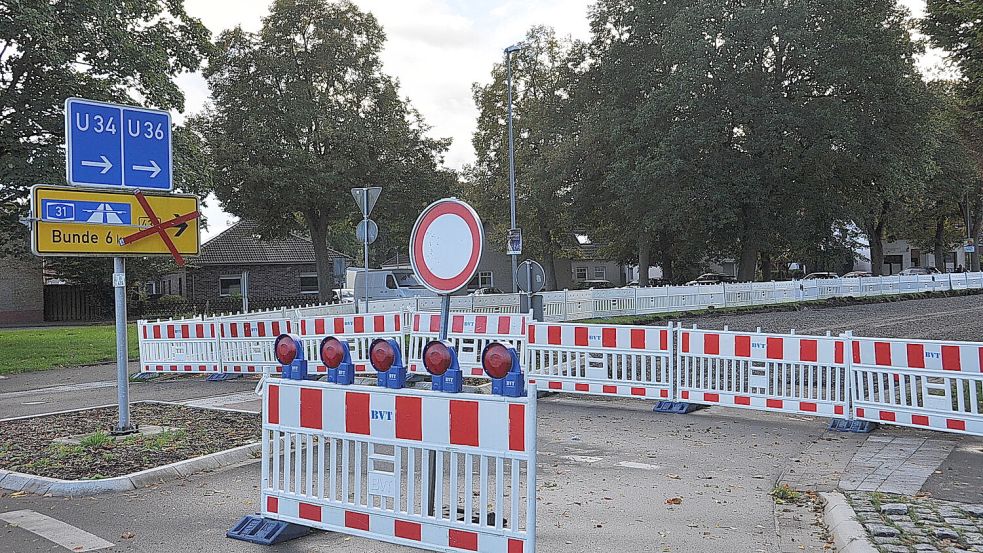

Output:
xmin=409 ymin=199 xmax=483 ymax=294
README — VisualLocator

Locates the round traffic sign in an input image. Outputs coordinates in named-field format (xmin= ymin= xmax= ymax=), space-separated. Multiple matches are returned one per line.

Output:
xmin=515 ymin=259 xmax=546 ymax=293
xmin=356 ymin=219 xmax=378 ymax=244
xmin=409 ymin=198 xmax=484 ymax=294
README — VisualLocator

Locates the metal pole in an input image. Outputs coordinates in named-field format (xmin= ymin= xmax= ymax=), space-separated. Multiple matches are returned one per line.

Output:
xmin=363 ymin=216 xmax=370 ymax=314
xmin=113 ymin=257 xmax=133 ymax=433
xmin=506 ymin=47 xmax=519 ymax=293
xmin=428 ymin=292 xmax=453 ymax=517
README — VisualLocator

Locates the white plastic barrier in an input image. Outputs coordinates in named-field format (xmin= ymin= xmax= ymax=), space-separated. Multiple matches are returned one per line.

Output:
xmin=851 ymin=337 xmax=983 ymax=436
xmin=298 ymin=313 xmax=404 ymax=374
xmin=676 ymin=327 xmax=850 ymax=418
xmin=220 ymin=319 xmax=294 ymax=374
xmin=525 ymin=321 xmax=673 ymax=400
xmin=407 ymin=313 xmax=527 ymax=377
xmin=260 ymin=379 xmax=537 ymax=552
xmin=138 ymin=319 xmax=221 ymax=373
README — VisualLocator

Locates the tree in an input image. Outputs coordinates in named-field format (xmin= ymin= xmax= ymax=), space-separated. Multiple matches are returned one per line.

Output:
xmin=0 ymin=0 xmax=211 ymax=258
xmin=202 ymin=0 xmax=452 ymax=301
xmin=466 ymin=26 xmax=577 ymax=290
xmin=923 ymin=0 xmax=983 ymax=108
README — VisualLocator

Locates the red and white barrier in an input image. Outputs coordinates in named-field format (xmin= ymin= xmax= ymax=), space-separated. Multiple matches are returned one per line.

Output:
xmin=138 ymin=320 xmax=221 ymax=373
xmin=851 ymin=337 xmax=983 ymax=436
xmin=525 ymin=322 xmax=673 ymax=399
xmin=261 ymin=379 xmax=537 ymax=552
xmin=677 ymin=327 xmax=850 ymax=418
xmin=407 ymin=313 xmax=527 ymax=377
xmin=298 ymin=313 xmax=403 ymax=374
xmin=219 ymin=319 xmax=293 ymax=374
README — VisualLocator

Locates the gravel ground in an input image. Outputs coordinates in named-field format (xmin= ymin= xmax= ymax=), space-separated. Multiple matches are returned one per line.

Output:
xmin=671 ymin=293 xmax=983 ymax=342
xmin=0 ymin=402 xmax=260 ymax=480
xmin=848 ymin=492 xmax=983 ymax=553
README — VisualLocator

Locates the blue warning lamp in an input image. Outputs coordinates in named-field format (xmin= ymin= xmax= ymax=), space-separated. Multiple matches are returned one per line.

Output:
xmin=319 ymin=336 xmax=354 ymax=385
xmin=274 ymin=334 xmax=307 ymax=381
xmin=481 ymin=342 xmax=525 ymax=397
xmin=422 ymin=340 xmax=462 ymax=393
xmin=369 ymin=338 xmax=407 ymax=389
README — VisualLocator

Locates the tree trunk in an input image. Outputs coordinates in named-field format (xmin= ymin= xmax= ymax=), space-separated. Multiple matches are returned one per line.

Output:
xmin=867 ymin=220 xmax=886 ymax=276
xmin=637 ymin=233 xmax=651 ymax=287
xmin=536 ymin=216 xmax=558 ymax=290
xmin=759 ymin=251 xmax=772 ymax=281
xmin=306 ymin=210 xmax=336 ymax=303
xmin=972 ymin=197 xmax=982 ymax=272
xmin=660 ymin=249 xmax=674 ymax=284
xmin=738 ymin=242 xmax=758 ymax=282
xmin=933 ymin=217 xmax=945 ymax=271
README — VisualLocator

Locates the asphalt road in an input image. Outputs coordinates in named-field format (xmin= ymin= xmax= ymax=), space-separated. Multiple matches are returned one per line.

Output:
xmin=2 ymin=294 xmax=983 ymax=552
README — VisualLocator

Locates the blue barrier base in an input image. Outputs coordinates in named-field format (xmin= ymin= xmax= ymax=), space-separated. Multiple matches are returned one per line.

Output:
xmin=226 ymin=514 xmax=311 ymax=545
xmin=828 ymin=419 xmax=878 ymax=433
xmin=207 ymin=373 xmax=243 ymax=382
xmin=129 ymin=372 xmax=158 ymax=382
xmin=653 ymin=401 xmax=703 ymax=414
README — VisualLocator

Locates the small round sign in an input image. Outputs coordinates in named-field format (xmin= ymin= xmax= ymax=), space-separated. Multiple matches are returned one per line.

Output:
xmin=409 ymin=198 xmax=484 ymax=294
xmin=356 ymin=219 xmax=378 ymax=244
xmin=515 ymin=259 xmax=546 ymax=294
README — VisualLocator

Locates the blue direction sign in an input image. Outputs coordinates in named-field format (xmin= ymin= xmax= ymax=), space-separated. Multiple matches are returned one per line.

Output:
xmin=65 ymin=98 xmax=172 ymax=190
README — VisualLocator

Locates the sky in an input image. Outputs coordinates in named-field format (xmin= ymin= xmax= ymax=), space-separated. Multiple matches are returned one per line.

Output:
xmin=179 ymin=0 xmax=947 ymax=240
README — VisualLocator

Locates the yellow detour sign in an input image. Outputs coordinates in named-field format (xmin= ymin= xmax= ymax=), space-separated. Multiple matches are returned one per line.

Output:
xmin=31 ymin=184 xmax=200 ymax=262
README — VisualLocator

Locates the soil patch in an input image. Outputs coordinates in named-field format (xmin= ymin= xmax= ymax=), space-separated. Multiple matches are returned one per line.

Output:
xmin=0 ymin=402 xmax=260 ymax=480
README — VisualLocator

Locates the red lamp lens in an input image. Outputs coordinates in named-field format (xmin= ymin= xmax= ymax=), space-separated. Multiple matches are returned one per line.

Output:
xmin=424 ymin=341 xmax=452 ymax=375
xmin=370 ymin=339 xmax=395 ymax=372
xmin=275 ymin=336 xmax=298 ymax=365
xmin=320 ymin=337 xmax=345 ymax=368
xmin=483 ymin=343 xmax=512 ymax=379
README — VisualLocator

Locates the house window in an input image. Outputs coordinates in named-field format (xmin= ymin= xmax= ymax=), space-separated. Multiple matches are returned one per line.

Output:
xmin=145 ymin=281 xmax=158 ymax=295
xmin=300 ymin=274 xmax=319 ymax=295
xmin=478 ymin=271 xmax=493 ymax=287
xmin=593 ymin=266 xmax=606 ymax=280
xmin=574 ymin=267 xmax=588 ymax=280
xmin=219 ymin=276 xmax=242 ymax=297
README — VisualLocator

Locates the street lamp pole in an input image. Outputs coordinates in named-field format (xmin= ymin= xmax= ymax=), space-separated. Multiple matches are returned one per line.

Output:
xmin=505 ymin=43 xmax=521 ymax=293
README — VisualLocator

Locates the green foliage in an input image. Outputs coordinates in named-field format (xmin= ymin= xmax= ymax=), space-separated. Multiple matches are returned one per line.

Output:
xmin=78 ymin=432 xmax=112 ymax=449
xmin=201 ymin=0 xmax=453 ymax=300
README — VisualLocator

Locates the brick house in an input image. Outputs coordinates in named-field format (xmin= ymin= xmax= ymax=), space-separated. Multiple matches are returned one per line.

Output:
xmin=160 ymin=220 xmax=350 ymax=303
xmin=0 ymin=257 xmax=44 ymax=325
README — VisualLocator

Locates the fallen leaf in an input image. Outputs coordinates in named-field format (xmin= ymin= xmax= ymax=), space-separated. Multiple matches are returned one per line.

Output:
xmin=121 ymin=532 xmax=135 ymax=539
xmin=10 ymin=491 xmax=27 ymax=498
xmin=666 ymin=497 xmax=683 ymax=505
xmin=666 ymin=474 xmax=681 ymax=480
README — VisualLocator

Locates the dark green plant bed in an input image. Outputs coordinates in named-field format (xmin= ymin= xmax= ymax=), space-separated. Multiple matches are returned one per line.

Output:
xmin=0 ymin=403 xmax=260 ymax=480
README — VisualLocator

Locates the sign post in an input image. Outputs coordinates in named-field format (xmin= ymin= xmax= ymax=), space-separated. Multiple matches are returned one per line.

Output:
xmin=29 ymin=97 xmax=189 ymax=434
xmin=351 ymin=187 xmax=382 ymax=313
xmin=408 ymin=197 xmax=484 ymax=513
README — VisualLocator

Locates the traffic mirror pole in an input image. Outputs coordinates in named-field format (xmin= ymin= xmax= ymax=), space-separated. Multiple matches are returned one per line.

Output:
xmin=112 ymin=257 xmax=134 ymax=434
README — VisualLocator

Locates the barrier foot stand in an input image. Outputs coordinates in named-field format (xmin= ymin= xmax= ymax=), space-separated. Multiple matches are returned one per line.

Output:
xmin=653 ymin=401 xmax=704 ymax=414
xmin=404 ymin=373 xmax=426 ymax=387
xmin=207 ymin=373 xmax=244 ymax=382
xmin=226 ymin=514 xmax=312 ymax=545
xmin=129 ymin=372 xmax=159 ymax=382
xmin=828 ymin=419 xmax=878 ymax=433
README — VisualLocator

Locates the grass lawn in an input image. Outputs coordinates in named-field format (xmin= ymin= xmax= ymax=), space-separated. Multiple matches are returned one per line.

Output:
xmin=0 ymin=324 xmax=139 ymax=375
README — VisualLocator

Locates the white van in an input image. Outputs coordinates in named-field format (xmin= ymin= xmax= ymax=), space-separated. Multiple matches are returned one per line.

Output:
xmin=342 ymin=268 xmax=437 ymax=302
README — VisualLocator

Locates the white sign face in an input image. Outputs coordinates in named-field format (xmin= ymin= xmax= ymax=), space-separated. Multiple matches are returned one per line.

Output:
xmin=409 ymin=198 xmax=483 ymax=294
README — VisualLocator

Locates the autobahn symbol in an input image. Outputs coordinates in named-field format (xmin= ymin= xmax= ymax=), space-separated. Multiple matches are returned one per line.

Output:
xmin=65 ymin=97 xmax=173 ymax=190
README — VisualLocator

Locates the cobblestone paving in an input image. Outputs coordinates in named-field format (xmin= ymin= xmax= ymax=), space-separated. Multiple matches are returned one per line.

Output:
xmin=848 ymin=492 xmax=983 ymax=553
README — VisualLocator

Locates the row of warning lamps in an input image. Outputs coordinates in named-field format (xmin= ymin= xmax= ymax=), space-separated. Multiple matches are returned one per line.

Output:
xmin=273 ymin=334 xmax=526 ymax=398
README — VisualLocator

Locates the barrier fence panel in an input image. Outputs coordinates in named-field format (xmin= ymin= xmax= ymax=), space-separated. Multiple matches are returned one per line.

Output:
xmin=407 ymin=313 xmax=527 ymax=377
xmin=138 ymin=319 xmax=221 ymax=373
xmin=677 ymin=327 xmax=850 ymax=418
xmin=220 ymin=319 xmax=294 ymax=374
xmin=260 ymin=379 xmax=537 ymax=552
xmin=525 ymin=322 xmax=673 ymax=400
xmin=851 ymin=337 xmax=983 ymax=436
xmin=299 ymin=313 xmax=404 ymax=374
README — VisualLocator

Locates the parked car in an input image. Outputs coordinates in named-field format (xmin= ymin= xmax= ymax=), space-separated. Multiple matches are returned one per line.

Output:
xmin=842 ymin=271 xmax=873 ymax=278
xmin=342 ymin=268 xmax=438 ymax=301
xmin=471 ymin=287 xmax=503 ymax=295
xmin=802 ymin=272 xmax=839 ymax=280
xmin=685 ymin=273 xmax=737 ymax=286
xmin=575 ymin=279 xmax=616 ymax=290
xmin=628 ymin=278 xmax=671 ymax=287
xmin=898 ymin=267 xmax=941 ymax=276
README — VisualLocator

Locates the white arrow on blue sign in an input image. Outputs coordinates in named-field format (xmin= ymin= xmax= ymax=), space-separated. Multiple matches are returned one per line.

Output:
xmin=64 ymin=97 xmax=173 ymax=191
